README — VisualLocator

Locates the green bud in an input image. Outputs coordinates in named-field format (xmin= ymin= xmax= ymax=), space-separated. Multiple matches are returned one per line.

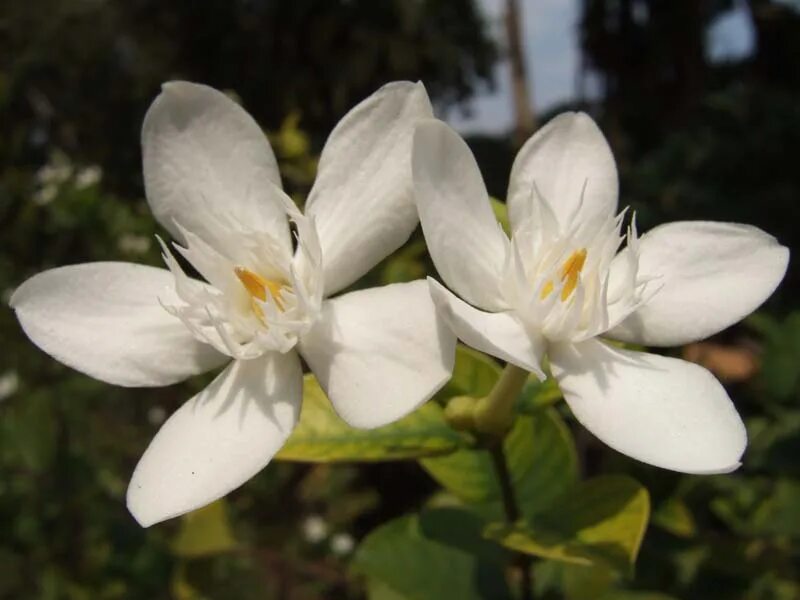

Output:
xmin=444 ymin=395 xmax=478 ymax=431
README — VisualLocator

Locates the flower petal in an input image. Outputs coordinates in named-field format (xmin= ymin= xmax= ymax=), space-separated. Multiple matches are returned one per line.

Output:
xmin=413 ymin=119 xmax=509 ymax=311
xmin=607 ymin=221 xmax=789 ymax=346
xmin=10 ymin=262 xmax=226 ymax=387
xmin=126 ymin=351 xmax=302 ymax=527
xmin=142 ymin=81 xmax=291 ymax=256
xmin=507 ymin=112 xmax=618 ymax=233
xmin=428 ymin=279 xmax=545 ymax=378
xmin=299 ymin=280 xmax=455 ymax=429
xmin=305 ymin=81 xmax=433 ymax=296
xmin=549 ymin=338 xmax=746 ymax=474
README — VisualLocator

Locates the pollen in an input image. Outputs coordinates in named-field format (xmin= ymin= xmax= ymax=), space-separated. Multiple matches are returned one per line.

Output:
xmin=234 ymin=267 xmax=286 ymax=320
xmin=539 ymin=248 xmax=587 ymax=302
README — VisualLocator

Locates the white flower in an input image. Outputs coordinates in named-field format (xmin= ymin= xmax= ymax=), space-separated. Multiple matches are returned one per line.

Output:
xmin=413 ymin=114 xmax=789 ymax=474
xmin=11 ymin=81 xmax=454 ymax=526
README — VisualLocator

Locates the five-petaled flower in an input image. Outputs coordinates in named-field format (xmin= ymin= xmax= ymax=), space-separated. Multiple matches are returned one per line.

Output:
xmin=413 ymin=114 xmax=789 ymax=474
xmin=11 ymin=81 xmax=454 ymax=526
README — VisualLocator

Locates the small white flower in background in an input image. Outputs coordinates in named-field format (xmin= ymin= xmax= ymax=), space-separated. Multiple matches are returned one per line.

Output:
xmin=146 ymin=405 xmax=167 ymax=426
xmin=330 ymin=532 xmax=355 ymax=556
xmin=75 ymin=165 xmax=103 ymax=189
xmin=36 ymin=159 xmax=72 ymax=186
xmin=0 ymin=371 xmax=19 ymax=402
xmin=302 ymin=514 xmax=329 ymax=543
xmin=33 ymin=153 xmax=74 ymax=205
xmin=33 ymin=185 xmax=58 ymax=206
xmin=118 ymin=233 xmax=152 ymax=255
xmin=11 ymin=81 xmax=454 ymax=526
xmin=413 ymin=114 xmax=789 ymax=474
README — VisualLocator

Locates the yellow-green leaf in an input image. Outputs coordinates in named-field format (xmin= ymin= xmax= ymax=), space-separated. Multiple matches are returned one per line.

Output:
xmin=420 ymin=409 xmax=577 ymax=518
xmin=561 ymin=563 xmax=617 ymax=600
xmin=171 ymin=563 xmax=204 ymax=600
xmin=490 ymin=197 xmax=510 ymax=235
xmin=484 ymin=476 xmax=650 ymax=575
xmin=172 ymin=500 xmax=236 ymax=559
xmin=437 ymin=345 xmax=502 ymax=401
xmin=276 ymin=375 xmax=468 ymax=462
xmin=652 ymin=497 xmax=696 ymax=538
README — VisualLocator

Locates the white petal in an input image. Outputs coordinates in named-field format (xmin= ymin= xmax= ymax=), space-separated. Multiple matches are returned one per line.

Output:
xmin=305 ymin=81 xmax=433 ymax=296
xmin=413 ymin=119 xmax=509 ymax=311
xmin=299 ymin=280 xmax=455 ymax=429
xmin=142 ymin=81 xmax=291 ymax=256
xmin=507 ymin=112 xmax=618 ymax=233
xmin=10 ymin=262 xmax=226 ymax=387
xmin=550 ymin=338 xmax=747 ymax=474
xmin=428 ymin=279 xmax=545 ymax=378
xmin=127 ymin=351 xmax=302 ymax=527
xmin=607 ymin=221 xmax=789 ymax=346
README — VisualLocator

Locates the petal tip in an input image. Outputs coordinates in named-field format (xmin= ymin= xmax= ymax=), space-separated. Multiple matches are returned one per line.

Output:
xmin=159 ymin=80 xmax=205 ymax=97
xmin=8 ymin=285 xmax=23 ymax=309
xmin=125 ymin=484 xmax=161 ymax=528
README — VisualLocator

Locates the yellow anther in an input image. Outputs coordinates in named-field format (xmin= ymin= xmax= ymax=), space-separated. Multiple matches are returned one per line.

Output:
xmin=538 ymin=248 xmax=588 ymax=302
xmin=559 ymin=248 xmax=587 ymax=301
xmin=234 ymin=267 xmax=285 ymax=321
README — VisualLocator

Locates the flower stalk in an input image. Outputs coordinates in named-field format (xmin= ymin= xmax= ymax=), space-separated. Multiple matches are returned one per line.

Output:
xmin=473 ymin=364 xmax=529 ymax=437
xmin=487 ymin=423 xmax=533 ymax=600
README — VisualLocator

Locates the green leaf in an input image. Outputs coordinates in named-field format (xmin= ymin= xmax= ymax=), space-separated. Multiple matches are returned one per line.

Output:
xmin=366 ymin=579 xmax=410 ymax=600
xmin=420 ymin=409 xmax=577 ymax=518
xmin=599 ymin=593 xmax=681 ymax=600
xmin=437 ymin=345 xmax=502 ymax=401
xmin=172 ymin=500 xmax=237 ymax=559
xmin=381 ymin=240 xmax=427 ymax=284
xmin=516 ymin=377 xmax=563 ymax=412
xmin=484 ymin=476 xmax=650 ymax=575
xmin=561 ymin=563 xmax=616 ymax=600
xmin=751 ymin=478 xmax=800 ymax=537
xmin=1 ymin=391 xmax=56 ymax=472
xmin=749 ymin=311 xmax=800 ymax=400
xmin=277 ymin=375 xmax=468 ymax=462
xmin=353 ymin=508 xmax=512 ymax=600
xmin=539 ymin=560 xmax=682 ymax=600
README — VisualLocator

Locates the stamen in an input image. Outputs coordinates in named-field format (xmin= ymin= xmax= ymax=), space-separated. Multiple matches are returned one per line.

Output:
xmin=539 ymin=248 xmax=588 ymax=302
xmin=540 ymin=280 xmax=554 ymax=300
xmin=234 ymin=267 xmax=286 ymax=320
xmin=559 ymin=248 xmax=587 ymax=301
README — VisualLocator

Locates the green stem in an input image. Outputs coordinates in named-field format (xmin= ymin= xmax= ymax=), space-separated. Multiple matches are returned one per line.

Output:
xmin=489 ymin=444 xmax=533 ymax=600
xmin=473 ymin=364 xmax=529 ymax=436
xmin=478 ymin=363 xmax=534 ymax=599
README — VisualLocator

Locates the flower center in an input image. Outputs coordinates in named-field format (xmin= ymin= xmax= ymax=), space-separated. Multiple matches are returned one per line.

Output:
xmin=234 ymin=266 xmax=286 ymax=321
xmin=540 ymin=248 xmax=587 ymax=301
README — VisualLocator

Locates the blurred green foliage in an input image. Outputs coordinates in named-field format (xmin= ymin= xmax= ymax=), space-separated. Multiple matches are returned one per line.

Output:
xmin=1 ymin=1 xmax=799 ymax=599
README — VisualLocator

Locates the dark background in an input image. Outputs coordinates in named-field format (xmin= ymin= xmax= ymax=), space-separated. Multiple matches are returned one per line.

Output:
xmin=1 ymin=0 xmax=798 ymax=598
